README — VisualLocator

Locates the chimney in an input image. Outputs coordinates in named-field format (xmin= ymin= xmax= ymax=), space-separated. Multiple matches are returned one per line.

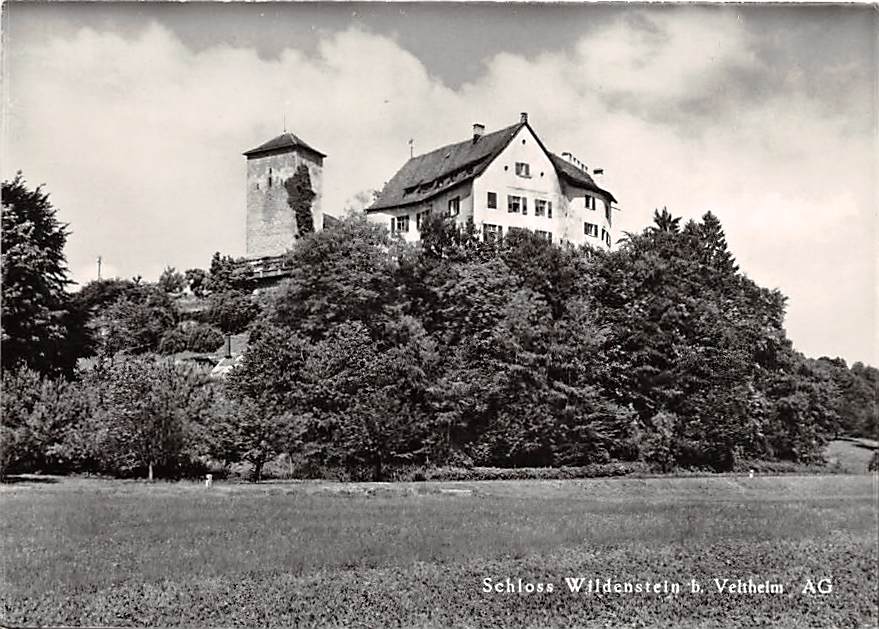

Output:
xmin=224 ymin=334 xmax=232 ymax=359
xmin=472 ymin=123 xmax=485 ymax=141
xmin=562 ymin=151 xmax=572 ymax=161
xmin=520 ymin=112 xmax=528 ymax=124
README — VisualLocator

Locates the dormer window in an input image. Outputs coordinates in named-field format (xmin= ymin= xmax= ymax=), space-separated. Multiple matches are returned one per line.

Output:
xmin=585 ymin=195 xmax=594 ymax=210
xmin=515 ymin=162 xmax=531 ymax=178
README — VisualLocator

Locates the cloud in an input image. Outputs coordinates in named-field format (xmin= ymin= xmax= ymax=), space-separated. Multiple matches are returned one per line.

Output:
xmin=4 ymin=12 xmax=875 ymax=363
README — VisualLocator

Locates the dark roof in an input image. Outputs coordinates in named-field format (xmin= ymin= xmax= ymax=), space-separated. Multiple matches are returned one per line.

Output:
xmin=369 ymin=120 xmax=616 ymax=211
xmin=369 ymin=123 xmax=521 ymax=211
xmin=243 ymin=132 xmax=326 ymax=158
xmin=549 ymin=154 xmax=617 ymax=203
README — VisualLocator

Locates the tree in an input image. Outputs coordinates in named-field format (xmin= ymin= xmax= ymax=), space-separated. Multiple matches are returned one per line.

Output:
xmin=157 ymin=266 xmax=186 ymax=294
xmin=1 ymin=365 xmax=108 ymax=478
xmin=93 ymin=357 xmax=212 ymax=480
xmin=184 ymin=268 xmax=209 ymax=297
xmin=272 ymin=216 xmax=402 ymax=341
xmin=204 ymin=252 xmax=248 ymax=294
xmin=206 ymin=290 xmax=258 ymax=334
xmin=1 ymin=174 xmax=87 ymax=377
xmin=99 ymin=286 xmax=178 ymax=355
xmin=649 ymin=207 xmax=681 ymax=234
xmin=285 ymin=164 xmax=316 ymax=236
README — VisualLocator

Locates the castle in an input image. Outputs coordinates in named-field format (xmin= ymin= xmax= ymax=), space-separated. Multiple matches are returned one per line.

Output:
xmin=367 ymin=113 xmax=618 ymax=248
xmin=243 ymin=113 xmax=618 ymax=261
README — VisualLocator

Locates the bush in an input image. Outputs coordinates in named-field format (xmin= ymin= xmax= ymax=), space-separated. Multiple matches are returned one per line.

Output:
xmin=158 ymin=328 xmax=189 ymax=354
xmin=0 ymin=368 xmax=97 ymax=477
xmin=186 ymin=324 xmax=224 ymax=353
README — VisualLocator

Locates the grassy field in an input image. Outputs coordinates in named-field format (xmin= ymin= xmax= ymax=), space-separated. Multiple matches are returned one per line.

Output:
xmin=1 ymin=475 xmax=877 ymax=628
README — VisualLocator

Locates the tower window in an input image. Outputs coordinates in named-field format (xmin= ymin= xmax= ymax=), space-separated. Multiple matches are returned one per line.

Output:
xmin=585 ymin=195 xmax=594 ymax=210
xmin=515 ymin=162 xmax=531 ymax=178
xmin=584 ymin=222 xmax=598 ymax=237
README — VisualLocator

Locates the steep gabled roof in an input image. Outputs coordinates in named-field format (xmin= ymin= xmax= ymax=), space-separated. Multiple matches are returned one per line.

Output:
xmin=549 ymin=154 xmax=617 ymax=203
xmin=243 ymin=132 xmax=326 ymax=158
xmin=369 ymin=120 xmax=616 ymax=211
xmin=369 ymin=123 xmax=522 ymax=211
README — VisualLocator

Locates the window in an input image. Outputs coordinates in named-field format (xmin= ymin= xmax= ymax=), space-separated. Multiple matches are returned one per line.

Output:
xmin=535 ymin=199 xmax=553 ymax=217
xmin=515 ymin=162 xmax=531 ymax=177
xmin=392 ymin=215 xmax=410 ymax=233
xmin=484 ymin=223 xmax=502 ymax=244
xmin=605 ymin=203 xmax=612 ymax=226
xmin=604 ymin=230 xmax=611 ymax=246
xmin=268 ymin=168 xmax=273 ymax=189
xmin=507 ymin=195 xmax=522 ymax=213
xmin=448 ymin=197 xmax=460 ymax=217
xmin=536 ymin=230 xmax=553 ymax=243
xmin=585 ymin=195 xmax=594 ymax=210
xmin=522 ymin=197 xmax=528 ymax=215
xmin=487 ymin=192 xmax=497 ymax=209
xmin=584 ymin=222 xmax=599 ymax=237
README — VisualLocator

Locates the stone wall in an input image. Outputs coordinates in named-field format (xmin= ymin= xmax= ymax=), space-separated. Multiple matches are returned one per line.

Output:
xmin=245 ymin=148 xmax=323 ymax=257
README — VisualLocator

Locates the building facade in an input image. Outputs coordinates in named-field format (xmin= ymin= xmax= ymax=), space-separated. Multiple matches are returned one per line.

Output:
xmin=367 ymin=113 xmax=618 ymax=249
xmin=243 ymin=132 xmax=325 ymax=258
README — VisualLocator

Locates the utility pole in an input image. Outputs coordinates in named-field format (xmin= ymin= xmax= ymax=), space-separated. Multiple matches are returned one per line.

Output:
xmin=96 ymin=256 xmax=102 ymax=280
xmin=408 ymin=138 xmax=414 ymax=159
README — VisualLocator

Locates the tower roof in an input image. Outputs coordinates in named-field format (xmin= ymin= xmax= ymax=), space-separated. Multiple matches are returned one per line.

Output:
xmin=243 ymin=132 xmax=326 ymax=158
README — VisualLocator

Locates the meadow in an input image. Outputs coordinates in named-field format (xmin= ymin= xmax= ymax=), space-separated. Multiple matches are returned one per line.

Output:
xmin=1 ymin=474 xmax=877 ymax=628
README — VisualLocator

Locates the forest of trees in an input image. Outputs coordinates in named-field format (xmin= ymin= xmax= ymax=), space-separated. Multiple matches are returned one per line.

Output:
xmin=2 ymin=175 xmax=877 ymax=480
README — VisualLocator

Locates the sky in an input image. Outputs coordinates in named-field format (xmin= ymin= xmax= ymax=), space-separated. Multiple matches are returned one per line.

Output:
xmin=2 ymin=3 xmax=877 ymax=365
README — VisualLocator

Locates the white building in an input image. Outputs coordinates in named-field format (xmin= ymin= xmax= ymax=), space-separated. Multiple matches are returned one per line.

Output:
xmin=367 ymin=113 xmax=618 ymax=249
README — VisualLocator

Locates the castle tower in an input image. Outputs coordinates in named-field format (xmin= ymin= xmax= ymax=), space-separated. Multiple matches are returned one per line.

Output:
xmin=243 ymin=131 xmax=325 ymax=258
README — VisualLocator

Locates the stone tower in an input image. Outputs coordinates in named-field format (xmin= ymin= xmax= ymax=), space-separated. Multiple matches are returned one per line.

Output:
xmin=243 ymin=131 xmax=325 ymax=258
